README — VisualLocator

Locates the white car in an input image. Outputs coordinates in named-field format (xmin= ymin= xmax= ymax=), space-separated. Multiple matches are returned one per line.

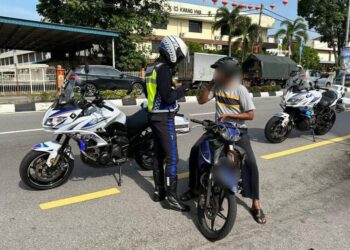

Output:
xmin=309 ymin=71 xmax=333 ymax=88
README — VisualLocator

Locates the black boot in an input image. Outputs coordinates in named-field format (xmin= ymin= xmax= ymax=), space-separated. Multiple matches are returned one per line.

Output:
xmin=153 ymin=170 xmax=165 ymax=202
xmin=153 ymin=185 xmax=165 ymax=202
xmin=166 ymin=177 xmax=190 ymax=212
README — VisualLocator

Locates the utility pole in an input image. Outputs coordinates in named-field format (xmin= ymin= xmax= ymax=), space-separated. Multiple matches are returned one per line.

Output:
xmin=255 ymin=4 xmax=263 ymax=54
xmin=342 ymin=0 xmax=350 ymax=86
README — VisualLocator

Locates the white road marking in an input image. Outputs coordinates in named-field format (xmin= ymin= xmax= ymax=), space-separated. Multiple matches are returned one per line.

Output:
xmin=0 ymin=128 xmax=43 ymax=135
xmin=189 ymin=112 xmax=215 ymax=117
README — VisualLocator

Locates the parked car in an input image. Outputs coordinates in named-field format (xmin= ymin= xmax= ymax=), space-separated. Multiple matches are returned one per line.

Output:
xmin=304 ymin=70 xmax=333 ymax=88
xmin=334 ymin=73 xmax=350 ymax=85
xmin=66 ymin=65 xmax=145 ymax=96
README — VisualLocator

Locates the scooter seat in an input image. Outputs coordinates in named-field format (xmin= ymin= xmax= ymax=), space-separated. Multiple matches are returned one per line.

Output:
xmin=319 ymin=90 xmax=337 ymax=107
xmin=126 ymin=108 xmax=149 ymax=135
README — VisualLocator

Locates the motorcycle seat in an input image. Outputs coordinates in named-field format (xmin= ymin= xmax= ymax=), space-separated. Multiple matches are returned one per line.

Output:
xmin=319 ymin=90 xmax=337 ymax=107
xmin=126 ymin=108 xmax=149 ymax=135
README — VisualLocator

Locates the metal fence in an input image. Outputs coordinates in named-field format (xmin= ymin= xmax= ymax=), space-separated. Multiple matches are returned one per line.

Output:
xmin=0 ymin=67 xmax=57 ymax=95
xmin=123 ymin=71 xmax=143 ymax=78
xmin=0 ymin=68 xmax=144 ymax=96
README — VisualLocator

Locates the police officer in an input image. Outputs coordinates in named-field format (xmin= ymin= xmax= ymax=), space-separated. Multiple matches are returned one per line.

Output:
xmin=145 ymin=35 xmax=190 ymax=212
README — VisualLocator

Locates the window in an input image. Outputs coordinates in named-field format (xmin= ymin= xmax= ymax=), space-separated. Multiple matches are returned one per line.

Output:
xmin=152 ymin=41 xmax=161 ymax=53
xmin=105 ymin=68 xmax=121 ymax=77
xmin=152 ymin=22 xmax=168 ymax=30
xmin=91 ymin=67 xmax=120 ymax=76
xmin=189 ymin=20 xmax=202 ymax=33
xmin=17 ymin=55 xmax=23 ymax=64
xmin=29 ymin=53 xmax=35 ymax=62
xmin=23 ymin=55 xmax=29 ymax=63
xmin=35 ymin=52 xmax=43 ymax=62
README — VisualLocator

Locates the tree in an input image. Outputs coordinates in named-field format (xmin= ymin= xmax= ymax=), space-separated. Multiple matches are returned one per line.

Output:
xmin=186 ymin=41 xmax=204 ymax=53
xmin=298 ymin=0 xmax=348 ymax=66
xmin=212 ymin=7 xmax=240 ymax=56
xmin=37 ymin=0 xmax=169 ymax=70
xmin=292 ymin=46 xmax=320 ymax=69
xmin=274 ymin=17 xmax=308 ymax=57
xmin=235 ymin=15 xmax=260 ymax=61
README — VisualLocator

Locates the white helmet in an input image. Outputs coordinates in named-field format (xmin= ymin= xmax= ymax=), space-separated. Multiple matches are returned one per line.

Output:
xmin=159 ymin=35 xmax=188 ymax=65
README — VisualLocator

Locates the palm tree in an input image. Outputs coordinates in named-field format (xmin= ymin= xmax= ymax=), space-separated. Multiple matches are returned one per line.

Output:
xmin=235 ymin=15 xmax=260 ymax=61
xmin=274 ymin=17 xmax=308 ymax=57
xmin=212 ymin=7 xmax=240 ymax=56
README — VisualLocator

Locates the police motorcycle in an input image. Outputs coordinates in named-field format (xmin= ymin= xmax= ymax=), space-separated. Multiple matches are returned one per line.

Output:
xmin=190 ymin=119 xmax=245 ymax=241
xmin=265 ymin=73 xmax=345 ymax=143
xmin=19 ymin=65 xmax=189 ymax=190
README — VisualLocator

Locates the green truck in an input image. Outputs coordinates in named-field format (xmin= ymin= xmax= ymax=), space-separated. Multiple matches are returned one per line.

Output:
xmin=242 ymin=54 xmax=298 ymax=86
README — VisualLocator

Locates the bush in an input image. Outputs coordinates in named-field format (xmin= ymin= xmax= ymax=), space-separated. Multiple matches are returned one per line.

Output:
xmin=247 ymin=85 xmax=282 ymax=93
xmin=28 ymin=91 xmax=57 ymax=103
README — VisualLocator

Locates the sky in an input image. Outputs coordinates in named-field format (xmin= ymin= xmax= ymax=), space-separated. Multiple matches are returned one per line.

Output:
xmin=0 ymin=0 xmax=301 ymax=36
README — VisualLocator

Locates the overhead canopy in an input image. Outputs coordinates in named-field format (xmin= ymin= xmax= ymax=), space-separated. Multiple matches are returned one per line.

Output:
xmin=243 ymin=54 xmax=297 ymax=80
xmin=0 ymin=16 xmax=118 ymax=52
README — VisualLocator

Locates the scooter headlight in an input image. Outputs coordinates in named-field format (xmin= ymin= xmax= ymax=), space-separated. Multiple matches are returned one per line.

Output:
xmin=44 ymin=116 xmax=67 ymax=127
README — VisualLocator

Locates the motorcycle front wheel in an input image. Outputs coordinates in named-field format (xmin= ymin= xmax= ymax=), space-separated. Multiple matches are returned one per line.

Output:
xmin=19 ymin=150 xmax=74 ymax=190
xmin=197 ymin=189 xmax=237 ymax=241
xmin=265 ymin=116 xmax=291 ymax=143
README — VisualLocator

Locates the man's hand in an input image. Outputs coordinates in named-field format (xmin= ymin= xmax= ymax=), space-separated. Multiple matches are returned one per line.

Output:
xmin=218 ymin=114 xmax=229 ymax=121
xmin=218 ymin=111 xmax=255 ymax=122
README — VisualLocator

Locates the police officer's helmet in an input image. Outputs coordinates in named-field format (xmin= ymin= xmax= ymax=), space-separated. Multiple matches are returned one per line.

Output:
xmin=159 ymin=35 xmax=188 ymax=65
xmin=211 ymin=57 xmax=241 ymax=78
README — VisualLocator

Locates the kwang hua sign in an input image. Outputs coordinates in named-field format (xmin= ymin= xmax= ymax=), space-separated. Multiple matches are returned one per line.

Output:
xmin=167 ymin=5 xmax=203 ymax=15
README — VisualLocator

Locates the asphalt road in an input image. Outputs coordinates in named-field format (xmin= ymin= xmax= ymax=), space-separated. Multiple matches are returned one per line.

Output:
xmin=0 ymin=97 xmax=349 ymax=250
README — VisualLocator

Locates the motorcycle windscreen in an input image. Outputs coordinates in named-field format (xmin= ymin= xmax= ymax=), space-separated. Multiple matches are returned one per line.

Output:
xmin=212 ymin=157 xmax=241 ymax=193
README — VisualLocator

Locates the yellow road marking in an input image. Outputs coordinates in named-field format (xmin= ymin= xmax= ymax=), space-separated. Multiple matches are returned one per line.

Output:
xmin=178 ymin=172 xmax=189 ymax=179
xmin=261 ymin=135 xmax=350 ymax=160
xmin=39 ymin=188 xmax=120 ymax=210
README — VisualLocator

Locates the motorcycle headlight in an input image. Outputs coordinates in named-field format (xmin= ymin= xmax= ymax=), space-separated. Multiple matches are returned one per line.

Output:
xmin=44 ymin=116 xmax=67 ymax=127
xmin=286 ymin=97 xmax=303 ymax=105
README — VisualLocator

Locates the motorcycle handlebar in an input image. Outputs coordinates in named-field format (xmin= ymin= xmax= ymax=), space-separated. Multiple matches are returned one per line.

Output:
xmin=190 ymin=119 xmax=204 ymax=125
xmin=102 ymin=104 xmax=114 ymax=112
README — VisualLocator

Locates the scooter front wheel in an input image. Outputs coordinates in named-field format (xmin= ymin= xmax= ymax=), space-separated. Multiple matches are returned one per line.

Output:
xmin=197 ymin=189 xmax=237 ymax=241
xmin=19 ymin=150 xmax=74 ymax=190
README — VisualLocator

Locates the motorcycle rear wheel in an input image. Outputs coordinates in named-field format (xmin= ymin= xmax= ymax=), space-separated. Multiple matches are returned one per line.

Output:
xmin=135 ymin=151 xmax=154 ymax=170
xmin=197 ymin=190 xmax=237 ymax=241
xmin=19 ymin=150 xmax=74 ymax=190
xmin=265 ymin=116 xmax=290 ymax=143
xmin=314 ymin=111 xmax=336 ymax=135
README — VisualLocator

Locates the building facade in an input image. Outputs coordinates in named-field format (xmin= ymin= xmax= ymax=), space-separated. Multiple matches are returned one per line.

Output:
xmin=0 ymin=49 xmax=51 ymax=68
xmin=0 ymin=1 xmax=276 ymax=67
xmin=144 ymin=1 xmax=275 ymax=59
xmin=307 ymin=37 xmax=336 ymax=66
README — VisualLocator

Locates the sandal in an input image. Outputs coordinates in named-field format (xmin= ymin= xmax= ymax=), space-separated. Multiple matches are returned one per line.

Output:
xmin=250 ymin=208 xmax=267 ymax=224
